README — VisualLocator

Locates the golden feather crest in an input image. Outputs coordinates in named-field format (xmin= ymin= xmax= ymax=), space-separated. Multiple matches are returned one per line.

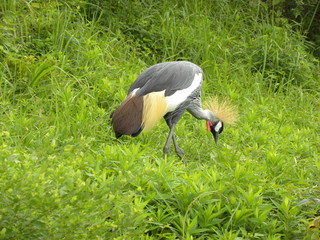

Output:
xmin=205 ymin=96 xmax=239 ymax=125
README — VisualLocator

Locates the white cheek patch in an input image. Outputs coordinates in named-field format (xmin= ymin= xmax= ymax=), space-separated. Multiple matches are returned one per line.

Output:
xmin=215 ymin=121 xmax=222 ymax=132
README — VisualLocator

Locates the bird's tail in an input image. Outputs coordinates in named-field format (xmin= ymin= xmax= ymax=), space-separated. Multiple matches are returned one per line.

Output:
xmin=111 ymin=95 xmax=144 ymax=138
xmin=111 ymin=91 xmax=168 ymax=138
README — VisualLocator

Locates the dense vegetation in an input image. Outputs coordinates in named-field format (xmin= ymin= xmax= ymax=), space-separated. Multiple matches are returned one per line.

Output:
xmin=0 ymin=0 xmax=319 ymax=239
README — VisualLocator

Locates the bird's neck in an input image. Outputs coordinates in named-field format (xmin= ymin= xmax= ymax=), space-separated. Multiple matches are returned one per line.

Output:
xmin=188 ymin=106 xmax=218 ymax=123
xmin=202 ymin=109 xmax=218 ymax=122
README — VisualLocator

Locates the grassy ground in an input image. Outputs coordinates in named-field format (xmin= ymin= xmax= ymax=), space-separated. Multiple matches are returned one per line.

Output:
xmin=0 ymin=0 xmax=320 ymax=239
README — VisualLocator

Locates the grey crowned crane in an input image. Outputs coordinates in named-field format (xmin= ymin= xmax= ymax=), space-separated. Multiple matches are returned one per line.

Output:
xmin=110 ymin=61 xmax=238 ymax=158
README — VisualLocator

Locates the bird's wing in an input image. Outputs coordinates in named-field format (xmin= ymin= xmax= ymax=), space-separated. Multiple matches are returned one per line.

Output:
xmin=128 ymin=61 xmax=202 ymax=97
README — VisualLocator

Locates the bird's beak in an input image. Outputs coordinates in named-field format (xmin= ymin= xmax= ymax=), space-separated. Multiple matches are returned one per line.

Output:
xmin=212 ymin=131 xmax=219 ymax=145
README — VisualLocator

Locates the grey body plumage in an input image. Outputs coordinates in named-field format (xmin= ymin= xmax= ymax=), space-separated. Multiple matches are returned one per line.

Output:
xmin=128 ymin=61 xmax=202 ymax=97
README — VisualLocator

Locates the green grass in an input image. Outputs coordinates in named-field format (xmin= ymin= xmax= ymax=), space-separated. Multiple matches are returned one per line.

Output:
xmin=1 ymin=0 xmax=320 ymax=239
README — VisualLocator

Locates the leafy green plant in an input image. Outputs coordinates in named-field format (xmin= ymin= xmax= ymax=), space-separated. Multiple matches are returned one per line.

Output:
xmin=0 ymin=0 xmax=319 ymax=239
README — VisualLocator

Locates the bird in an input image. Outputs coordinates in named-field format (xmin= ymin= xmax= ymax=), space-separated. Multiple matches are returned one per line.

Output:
xmin=110 ymin=61 xmax=238 ymax=158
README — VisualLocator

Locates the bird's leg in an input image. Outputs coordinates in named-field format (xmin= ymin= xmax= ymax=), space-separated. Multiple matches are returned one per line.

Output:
xmin=163 ymin=122 xmax=176 ymax=158
xmin=172 ymin=134 xmax=184 ymax=159
xmin=164 ymin=118 xmax=184 ymax=159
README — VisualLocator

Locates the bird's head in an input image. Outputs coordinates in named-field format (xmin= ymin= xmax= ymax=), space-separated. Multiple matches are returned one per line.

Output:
xmin=206 ymin=120 xmax=224 ymax=145
xmin=205 ymin=96 xmax=239 ymax=145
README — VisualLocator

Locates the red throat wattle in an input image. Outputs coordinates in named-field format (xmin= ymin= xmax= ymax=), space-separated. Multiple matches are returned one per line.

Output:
xmin=206 ymin=121 xmax=212 ymax=131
